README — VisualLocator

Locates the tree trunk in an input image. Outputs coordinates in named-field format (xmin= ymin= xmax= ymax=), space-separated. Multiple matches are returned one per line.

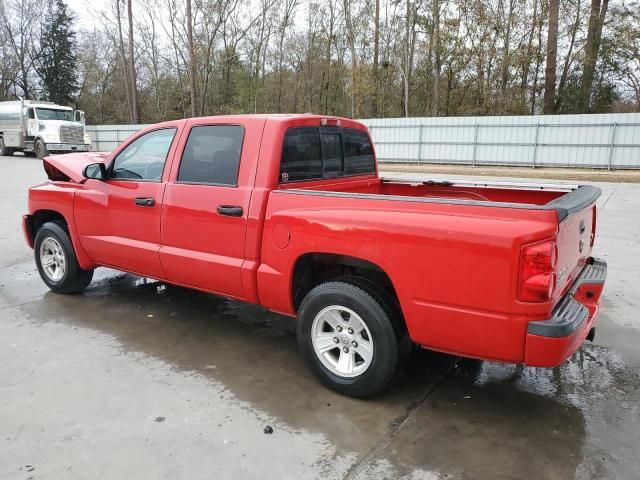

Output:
xmin=116 ymin=0 xmax=132 ymax=121
xmin=543 ymin=0 xmax=559 ymax=114
xmin=556 ymin=0 xmax=581 ymax=112
xmin=580 ymin=0 xmax=609 ymax=111
xmin=343 ymin=0 xmax=357 ymax=117
xmin=186 ymin=0 xmax=197 ymax=117
xmin=520 ymin=0 xmax=537 ymax=107
xmin=372 ymin=0 xmax=379 ymax=116
xmin=127 ymin=0 xmax=139 ymax=123
xmin=431 ymin=0 xmax=440 ymax=116
xmin=500 ymin=0 xmax=515 ymax=95
xmin=403 ymin=0 xmax=411 ymax=116
xmin=530 ymin=4 xmax=545 ymax=114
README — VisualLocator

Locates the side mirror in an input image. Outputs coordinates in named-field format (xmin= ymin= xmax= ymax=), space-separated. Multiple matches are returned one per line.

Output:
xmin=74 ymin=110 xmax=85 ymax=125
xmin=83 ymin=162 xmax=107 ymax=180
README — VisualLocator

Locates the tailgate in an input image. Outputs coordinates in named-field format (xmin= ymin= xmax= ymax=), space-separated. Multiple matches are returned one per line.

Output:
xmin=548 ymin=186 xmax=600 ymax=296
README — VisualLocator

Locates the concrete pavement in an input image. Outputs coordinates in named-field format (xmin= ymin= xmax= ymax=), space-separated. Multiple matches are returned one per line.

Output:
xmin=1 ymin=155 xmax=639 ymax=479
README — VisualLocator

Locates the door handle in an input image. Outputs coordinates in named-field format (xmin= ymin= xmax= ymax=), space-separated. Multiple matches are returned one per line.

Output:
xmin=217 ymin=205 xmax=243 ymax=217
xmin=134 ymin=197 xmax=155 ymax=207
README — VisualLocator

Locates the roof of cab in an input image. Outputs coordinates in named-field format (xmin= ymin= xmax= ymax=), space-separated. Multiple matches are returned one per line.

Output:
xmin=149 ymin=113 xmax=367 ymax=132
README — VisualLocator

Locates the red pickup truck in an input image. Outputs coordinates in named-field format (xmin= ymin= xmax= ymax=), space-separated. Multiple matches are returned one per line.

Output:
xmin=23 ymin=114 xmax=607 ymax=397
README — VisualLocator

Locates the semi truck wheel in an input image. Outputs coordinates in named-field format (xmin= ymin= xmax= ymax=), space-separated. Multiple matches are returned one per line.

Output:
xmin=0 ymin=138 xmax=14 ymax=156
xmin=35 ymin=139 xmax=49 ymax=159
xmin=34 ymin=222 xmax=94 ymax=294
xmin=297 ymin=280 xmax=402 ymax=397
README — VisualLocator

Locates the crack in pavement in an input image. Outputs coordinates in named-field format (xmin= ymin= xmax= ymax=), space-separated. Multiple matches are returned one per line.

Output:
xmin=341 ymin=358 xmax=459 ymax=479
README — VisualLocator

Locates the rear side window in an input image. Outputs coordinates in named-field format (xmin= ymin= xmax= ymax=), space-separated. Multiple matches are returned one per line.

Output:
xmin=178 ymin=125 xmax=244 ymax=185
xmin=280 ymin=127 xmax=374 ymax=183
xmin=280 ymin=127 xmax=322 ymax=182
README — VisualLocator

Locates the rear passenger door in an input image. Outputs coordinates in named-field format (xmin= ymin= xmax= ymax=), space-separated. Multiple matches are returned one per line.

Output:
xmin=159 ymin=120 xmax=261 ymax=299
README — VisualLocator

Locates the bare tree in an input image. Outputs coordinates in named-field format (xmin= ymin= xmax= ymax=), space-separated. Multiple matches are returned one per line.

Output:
xmin=580 ymin=0 xmax=610 ymax=110
xmin=543 ymin=0 xmax=559 ymax=113
xmin=127 ymin=0 xmax=140 ymax=123
xmin=113 ymin=0 xmax=133 ymax=120
xmin=343 ymin=0 xmax=357 ymax=117
xmin=186 ymin=0 xmax=197 ymax=117
xmin=1 ymin=0 xmax=41 ymax=99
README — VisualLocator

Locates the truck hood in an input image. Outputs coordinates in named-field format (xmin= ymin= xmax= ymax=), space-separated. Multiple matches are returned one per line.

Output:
xmin=43 ymin=152 xmax=109 ymax=182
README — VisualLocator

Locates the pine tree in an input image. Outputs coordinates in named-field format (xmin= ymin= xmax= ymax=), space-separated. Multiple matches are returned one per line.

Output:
xmin=37 ymin=0 xmax=78 ymax=105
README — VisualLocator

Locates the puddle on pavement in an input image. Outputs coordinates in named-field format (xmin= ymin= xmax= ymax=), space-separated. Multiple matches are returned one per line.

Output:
xmin=8 ymin=266 xmax=640 ymax=479
xmin=358 ymin=327 xmax=640 ymax=479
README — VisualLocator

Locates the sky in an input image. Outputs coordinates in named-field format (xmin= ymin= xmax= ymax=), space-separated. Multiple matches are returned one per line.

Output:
xmin=66 ymin=0 xmax=105 ymax=30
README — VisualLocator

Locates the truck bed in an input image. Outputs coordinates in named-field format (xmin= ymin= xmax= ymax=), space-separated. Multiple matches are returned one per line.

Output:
xmin=279 ymin=176 xmax=600 ymax=221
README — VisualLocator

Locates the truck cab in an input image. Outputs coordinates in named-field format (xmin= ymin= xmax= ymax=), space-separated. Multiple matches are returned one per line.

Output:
xmin=0 ymin=100 xmax=90 ymax=158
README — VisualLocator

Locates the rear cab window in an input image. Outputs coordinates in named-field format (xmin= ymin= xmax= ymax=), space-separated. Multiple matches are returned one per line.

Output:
xmin=280 ymin=127 xmax=374 ymax=183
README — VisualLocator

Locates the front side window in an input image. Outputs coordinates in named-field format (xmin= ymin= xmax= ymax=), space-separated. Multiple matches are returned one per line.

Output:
xmin=111 ymin=128 xmax=176 ymax=181
xmin=177 ymin=125 xmax=244 ymax=185
xmin=280 ymin=127 xmax=374 ymax=183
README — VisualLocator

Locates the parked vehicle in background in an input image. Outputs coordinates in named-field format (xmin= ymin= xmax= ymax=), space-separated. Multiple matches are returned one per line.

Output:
xmin=0 ymin=100 xmax=91 ymax=159
xmin=23 ymin=114 xmax=607 ymax=397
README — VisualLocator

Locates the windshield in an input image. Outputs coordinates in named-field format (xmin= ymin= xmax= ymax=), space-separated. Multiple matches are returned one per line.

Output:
xmin=35 ymin=108 xmax=73 ymax=121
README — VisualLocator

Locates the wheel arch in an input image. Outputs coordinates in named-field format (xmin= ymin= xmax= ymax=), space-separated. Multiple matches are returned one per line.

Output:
xmin=290 ymin=252 xmax=400 ymax=314
xmin=27 ymin=208 xmax=94 ymax=270
xmin=29 ymin=209 xmax=69 ymax=234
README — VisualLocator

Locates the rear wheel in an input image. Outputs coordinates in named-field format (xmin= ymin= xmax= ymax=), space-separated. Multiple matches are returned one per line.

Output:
xmin=35 ymin=138 xmax=48 ymax=159
xmin=34 ymin=222 xmax=93 ymax=293
xmin=338 ymin=275 xmax=413 ymax=370
xmin=0 ymin=137 xmax=14 ymax=156
xmin=297 ymin=281 xmax=402 ymax=397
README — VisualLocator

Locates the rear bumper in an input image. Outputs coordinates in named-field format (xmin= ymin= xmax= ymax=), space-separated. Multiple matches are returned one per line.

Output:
xmin=524 ymin=258 xmax=607 ymax=367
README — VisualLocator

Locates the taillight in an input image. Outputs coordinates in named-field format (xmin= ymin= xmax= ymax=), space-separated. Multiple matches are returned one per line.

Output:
xmin=518 ymin=240 xmax=557 ymax=302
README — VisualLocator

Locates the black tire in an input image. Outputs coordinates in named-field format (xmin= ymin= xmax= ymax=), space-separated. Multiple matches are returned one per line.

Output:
xmin=0 ymin=137 xmax=14 ymax=156
xmin=297 ymin=281 xmax=401 ymax=398
xmin=338 ymin=275 xmax=413 ymax=371
xmin=34 ymin=222 xmax=94 ymax=294
xmin=35 ymin=138 xmax=48 ymax=159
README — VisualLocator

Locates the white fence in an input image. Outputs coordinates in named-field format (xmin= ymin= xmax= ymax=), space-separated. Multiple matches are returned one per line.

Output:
xmin=86 ymin=125 xmax=148 ymax=153
xmin=361 ymin=113 xmax=640 ymax=170
xmin=87 ymin=112 xmax=640 ymax=170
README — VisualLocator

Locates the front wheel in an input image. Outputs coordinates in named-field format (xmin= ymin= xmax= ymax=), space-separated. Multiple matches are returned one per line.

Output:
xmin=34 ymin=222 xmax=94 ymax=293
xmin=297 ymin=281 xmax=402 ymax=398
xmin=35 ymin=138 xmax=49 ymax=159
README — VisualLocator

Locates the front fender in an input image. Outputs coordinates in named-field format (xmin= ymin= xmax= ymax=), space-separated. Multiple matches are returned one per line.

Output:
xmin=28 ymin=183 xmax=95 ymax=270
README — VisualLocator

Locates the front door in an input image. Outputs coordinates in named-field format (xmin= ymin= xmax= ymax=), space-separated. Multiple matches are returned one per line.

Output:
xmin=26 ymin=108 xmax=39 ymax=137
xmin=160 ymin=121 xmax=260 ymax=299
xmin=74 ymin=127 xmax=179 ymax=279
